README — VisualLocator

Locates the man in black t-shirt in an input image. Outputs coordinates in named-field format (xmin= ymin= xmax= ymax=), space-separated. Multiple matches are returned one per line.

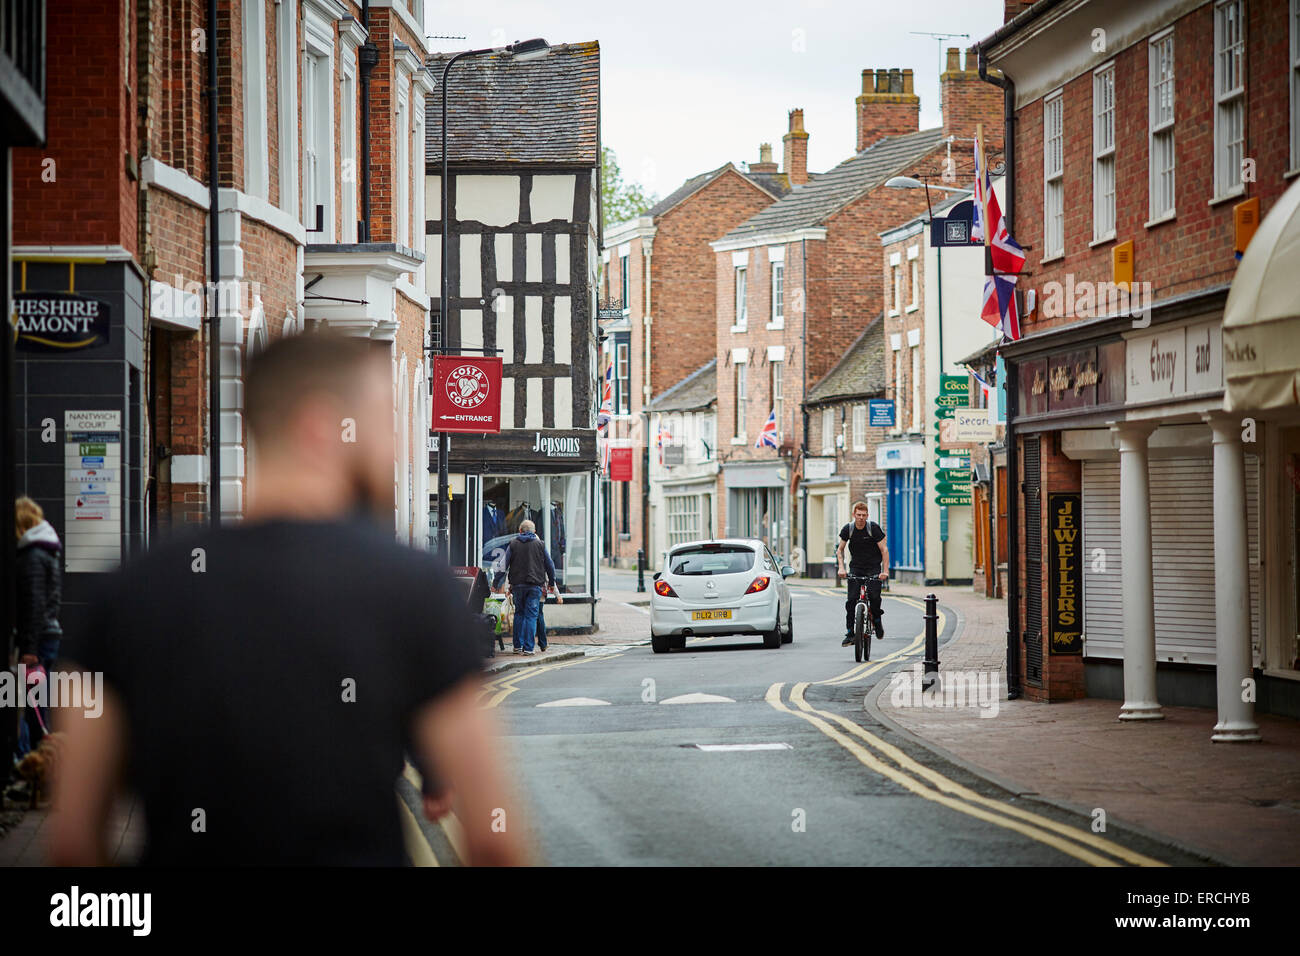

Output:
xmin=51 ymin=334 xmax=527 ymax=866
xmin=836 ymin=500 xmax=890 ymax=646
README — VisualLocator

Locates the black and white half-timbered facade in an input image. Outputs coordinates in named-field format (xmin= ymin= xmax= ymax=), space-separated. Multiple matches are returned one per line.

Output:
xmin=425 ymin=42 xmax=602 ymax=628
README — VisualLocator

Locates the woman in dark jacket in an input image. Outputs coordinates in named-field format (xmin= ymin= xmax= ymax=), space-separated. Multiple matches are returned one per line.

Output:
xmin=15 ymin=496 xmax=62 ymax=754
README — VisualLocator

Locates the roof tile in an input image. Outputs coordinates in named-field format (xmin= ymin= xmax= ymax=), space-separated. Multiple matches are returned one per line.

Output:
xmin=425 ymin=42 xmax=600 ymax=166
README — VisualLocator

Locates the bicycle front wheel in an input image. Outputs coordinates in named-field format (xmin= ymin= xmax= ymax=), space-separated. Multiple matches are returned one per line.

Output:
xmin=854 ymin=602 xmax=866 ymax=662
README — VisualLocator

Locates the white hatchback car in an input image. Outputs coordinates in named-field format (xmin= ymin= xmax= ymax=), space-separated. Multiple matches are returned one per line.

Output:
xmin=649 ymin=539 xmax=795 ymax=653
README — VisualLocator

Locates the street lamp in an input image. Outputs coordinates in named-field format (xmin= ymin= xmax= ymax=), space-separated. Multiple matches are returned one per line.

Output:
xmin=436 ymin=38 xmax=550 ymax=555
xmin=884 ymin=175 xmax=969 ymax=221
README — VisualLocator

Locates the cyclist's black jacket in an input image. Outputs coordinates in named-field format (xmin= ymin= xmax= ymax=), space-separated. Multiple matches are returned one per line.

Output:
xmin=840 ymin=520 xmax=886 ymax=577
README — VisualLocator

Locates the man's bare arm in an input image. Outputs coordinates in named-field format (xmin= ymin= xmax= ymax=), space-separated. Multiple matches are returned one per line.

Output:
xmin=412 ymin=679 xmax=530 ymax=865
xmin=878 ymin=542 xmax=891 ymax=579
xmin=48 ymin=683 xmax=126 ymax=866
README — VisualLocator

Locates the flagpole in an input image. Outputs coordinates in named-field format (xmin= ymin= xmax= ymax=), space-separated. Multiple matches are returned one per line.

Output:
xmin=976 ymin=123 xmax=992 ymax=253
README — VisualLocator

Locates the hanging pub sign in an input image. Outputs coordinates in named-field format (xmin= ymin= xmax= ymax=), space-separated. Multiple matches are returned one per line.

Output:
xmin=431 ymin=355 xmax=503 ymax=434
xmin=13 ymin=292 xmax=112 ymax=352
xmin=1048 ymin=492 xmax=1083 ymax=655
xmin=609 ymin=447 xmax=633 ymax=482
xmin=928 ymin=200 xmax=982 ymax=248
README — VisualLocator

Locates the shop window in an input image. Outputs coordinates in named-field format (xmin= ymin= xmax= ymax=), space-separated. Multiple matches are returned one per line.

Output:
xmin=480 ymin=473 xmax=589 ymax=594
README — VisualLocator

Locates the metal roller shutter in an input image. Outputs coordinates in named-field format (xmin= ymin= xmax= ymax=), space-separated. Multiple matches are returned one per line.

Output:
xmin=1081 ymin=462 xmax=1122 ymax=658
xmin=1082 ymin=455 xmax=1260 ymax=666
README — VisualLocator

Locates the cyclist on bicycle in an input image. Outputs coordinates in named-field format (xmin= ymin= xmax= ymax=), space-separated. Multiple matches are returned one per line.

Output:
xmin=836 ymin=501 xmax=889 ymax=646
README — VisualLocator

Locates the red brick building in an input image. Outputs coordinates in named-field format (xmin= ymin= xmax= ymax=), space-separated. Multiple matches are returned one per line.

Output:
xmin=10 ymin=0 xmax=435 ymax=629
xmin=710 ymin=61 xmax=1004 ymax=564
xmin=598 ymin=158 xmax=787 ymax=567
xmin=978 ymin=0 xmax=1299 ymax=728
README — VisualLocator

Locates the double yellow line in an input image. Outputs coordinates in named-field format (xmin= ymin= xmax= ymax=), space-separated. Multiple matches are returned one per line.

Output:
xmin=810 ymin=595 xmax=940 ymax=687
xmin=765 ymin=681 xmax=1166 ymax=866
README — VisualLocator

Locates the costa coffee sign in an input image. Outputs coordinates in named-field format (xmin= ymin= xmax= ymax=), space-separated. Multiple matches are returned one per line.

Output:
xmin=431 ymin=356 xmax=502 ymax=434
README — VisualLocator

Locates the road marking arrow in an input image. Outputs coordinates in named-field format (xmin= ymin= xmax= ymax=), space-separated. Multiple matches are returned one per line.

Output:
xmin=536 ymin=697 xmax=612 ymax=707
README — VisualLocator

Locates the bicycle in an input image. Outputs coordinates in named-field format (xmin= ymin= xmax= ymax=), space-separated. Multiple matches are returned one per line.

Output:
xmin=852 ymin=578 xmax=881 ymax=663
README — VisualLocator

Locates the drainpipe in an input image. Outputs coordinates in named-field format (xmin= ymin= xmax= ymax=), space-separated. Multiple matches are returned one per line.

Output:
xmin=358 ymin=1 xmax=377 ymax=241
xmin=642 ymin=240 xmax=651 ymax=563
xmin=206 ymin=0 xmax=221 ymax=525
xmin=978 ymin=47 xmax=1021 ymax=699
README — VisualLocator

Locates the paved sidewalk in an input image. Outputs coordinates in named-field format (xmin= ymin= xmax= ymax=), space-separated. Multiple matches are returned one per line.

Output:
xmin=868 ymin=583 xmax=1300 ymax=866
xmin=0 ymin=795 xmax=140 ymax=866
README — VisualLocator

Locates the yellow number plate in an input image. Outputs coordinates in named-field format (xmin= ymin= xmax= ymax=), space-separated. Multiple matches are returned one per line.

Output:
xmin=691 ymin=609 xmax=733 ymax=621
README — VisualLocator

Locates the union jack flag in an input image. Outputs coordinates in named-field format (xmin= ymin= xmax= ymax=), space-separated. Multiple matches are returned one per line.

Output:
xmin=972 ymin=135 xmax=1026 ymax=341
xmin=981 ymin=273 xmax=1021 ymax=341
xmin=754 ymin=408 xmax=778 ymax=449
xmin=656 ymin=422 xmax=673 ymax=465
xmin=972 ymin=146 xmax=1026 ymax=275
xmin=596 ymin=361 xmax=613 ymax=432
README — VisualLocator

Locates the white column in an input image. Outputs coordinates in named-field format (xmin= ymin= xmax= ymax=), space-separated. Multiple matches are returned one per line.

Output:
xmin=1204 ymin=413 xmax=1261 ymax=742
xmin=1112 ymin=422 xmax=1162 ymax=720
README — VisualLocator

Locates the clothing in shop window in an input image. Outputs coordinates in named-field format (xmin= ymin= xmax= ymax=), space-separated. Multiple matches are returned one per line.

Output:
xmin=483 ymin=502 xmax=506 ymax=541
xmin=549 ymin=501 xmax=566 ymax=574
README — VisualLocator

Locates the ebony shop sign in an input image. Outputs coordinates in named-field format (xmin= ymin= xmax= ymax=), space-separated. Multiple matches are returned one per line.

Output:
xmin=444 ymin=428 xmax=598 ymax=468
xmin=1048 ymin=492 xmax=1083 ymax=655
xmin=1017 ymin=342 xmax=1125 ymax=418
xmin=14 ymin=292 xmax=112 ymax=352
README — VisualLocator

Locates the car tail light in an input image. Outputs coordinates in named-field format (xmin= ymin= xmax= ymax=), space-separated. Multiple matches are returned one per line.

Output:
xmin=745 ymin=575 xmax=771 ymax=595
xmin=654 ymin=579 xmax=679 ymax=598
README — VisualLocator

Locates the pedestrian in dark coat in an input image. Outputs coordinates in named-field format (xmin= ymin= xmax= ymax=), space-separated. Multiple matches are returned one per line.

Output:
xmin=15 ymin=497 xmax=62 ymax=754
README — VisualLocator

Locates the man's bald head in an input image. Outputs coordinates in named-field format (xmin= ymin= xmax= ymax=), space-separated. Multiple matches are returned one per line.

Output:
xmin=245 ymin=332 xmax=385 ymax=444
xmin=244 ymin=331 xmax=395 ymax=520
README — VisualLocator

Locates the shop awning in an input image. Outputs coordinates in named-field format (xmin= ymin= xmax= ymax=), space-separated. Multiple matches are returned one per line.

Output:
xmin=1223 ymin=178 xmax=1300 ymax=411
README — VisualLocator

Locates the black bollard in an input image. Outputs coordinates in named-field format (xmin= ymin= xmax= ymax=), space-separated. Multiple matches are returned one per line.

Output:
xmin=923 ymin=594 xmax=940 ymax=691
xmin=636 ymin=548 xmax=646 ymax=593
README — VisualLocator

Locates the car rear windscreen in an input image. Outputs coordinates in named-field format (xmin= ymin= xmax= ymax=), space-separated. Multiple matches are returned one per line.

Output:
xmin=669 ymin=546 xmax=755 ymax=576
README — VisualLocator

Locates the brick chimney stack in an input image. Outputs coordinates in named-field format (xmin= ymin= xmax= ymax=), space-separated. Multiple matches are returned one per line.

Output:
xmin=783 ymin=109 xmax=809 ymax=186
xmin=941 ymin=47 xmax=1005 ymax=155
xmin=750 ymin=142 xmax=779 ymax=173
xmin=1004 ymin=0 xmax=1034 ymax=22
xmin=856 ymin=67 xmax=919 ymax=152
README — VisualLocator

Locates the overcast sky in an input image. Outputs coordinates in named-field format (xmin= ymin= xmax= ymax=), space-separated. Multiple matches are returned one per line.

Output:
xmin=423 ymin=0 xmax=1006 ymax=199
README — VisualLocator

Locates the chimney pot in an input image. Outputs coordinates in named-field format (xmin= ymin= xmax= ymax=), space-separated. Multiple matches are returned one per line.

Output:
xmin=783 ymin=109 xmax=809 ymax=185
xmin=945 ymin=47 xmax=961 ymax=73
xmin=759 ymin=143 xmax=773 ymax=164
xmin=857 ymin=65 xmax=921 ymax=151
